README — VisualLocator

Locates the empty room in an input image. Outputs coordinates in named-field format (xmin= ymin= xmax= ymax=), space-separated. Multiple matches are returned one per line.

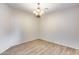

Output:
xmin=0 ymin=3 xmax=79 ymax=55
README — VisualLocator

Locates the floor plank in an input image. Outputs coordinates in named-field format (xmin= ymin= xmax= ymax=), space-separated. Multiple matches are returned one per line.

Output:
xmin=1 ymin=39 xmax=79 ymax=55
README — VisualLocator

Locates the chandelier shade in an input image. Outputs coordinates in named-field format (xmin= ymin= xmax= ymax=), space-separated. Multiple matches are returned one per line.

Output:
xmin=33 ymin=3 xmax=44 ymax=17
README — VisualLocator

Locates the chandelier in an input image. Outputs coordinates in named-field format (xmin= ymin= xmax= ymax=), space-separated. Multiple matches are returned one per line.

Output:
xmin=33 ymin=3 xmax=44 ymax=17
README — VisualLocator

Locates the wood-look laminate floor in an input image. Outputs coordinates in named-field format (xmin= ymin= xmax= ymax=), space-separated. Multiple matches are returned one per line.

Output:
xmin=1 ymin=39 xmax=79 ymax=55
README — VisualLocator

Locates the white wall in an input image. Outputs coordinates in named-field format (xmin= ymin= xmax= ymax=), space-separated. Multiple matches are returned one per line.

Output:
xmin=0 ymin=4 xmax=38 ymax=53
xmin=0 ymin=4 xmax=13 ymax=53
xmin=40 ymin=7 xmax=79 ymax=49
xmin=10 ymin=8 xmax=39 ymax=43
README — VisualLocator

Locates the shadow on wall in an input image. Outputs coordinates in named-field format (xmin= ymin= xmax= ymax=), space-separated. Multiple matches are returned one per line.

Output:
xmin=0 ymin=18 xmax=22 ymax=54
xmin=0 ymin=4 xmax=22 ymax=53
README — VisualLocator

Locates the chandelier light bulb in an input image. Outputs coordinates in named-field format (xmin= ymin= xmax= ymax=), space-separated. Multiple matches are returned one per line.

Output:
xmin=33 ymin=3 xmax=44 ymax=17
